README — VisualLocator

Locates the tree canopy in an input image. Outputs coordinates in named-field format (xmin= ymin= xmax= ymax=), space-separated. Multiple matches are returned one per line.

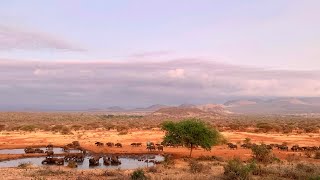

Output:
xmin=162 ymin=118 xmax=222 ymax=157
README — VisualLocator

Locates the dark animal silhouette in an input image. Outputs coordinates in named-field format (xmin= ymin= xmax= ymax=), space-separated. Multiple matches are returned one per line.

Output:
xmin=42 ymin=157 xmax=64 ymax=165
xmin=157 ymin=145 xmax=164 ymax=151
xmin=106 ymin=142 xmax=114 ymax=147
xmin=95 ymin=142 xmax=104 ymax=146
xmin=89 ymin=156 xmax=101 ymax=166
xmin=115 ymin=143 xmax=122 ymax=148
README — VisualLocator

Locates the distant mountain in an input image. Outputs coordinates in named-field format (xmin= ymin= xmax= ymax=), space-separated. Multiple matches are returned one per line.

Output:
xmin=106 ymin=106 xmax=125 ymax=112
xmin=225 ymin=97 xmax=320 ymax=114
xmin=196 ymin=104 xmax=230 ymax=114
xmin=150 ymin=103 xmax=230 ymax=118
xmin=178 ymin=103 xmax=197 ymax=108
xmin=134 ymin=104 xmax=170 ymax=112
xmin=224 ymin=99 xmax=263 ymax=106
xmin=151 ymin=107 xmax=206 ymax=117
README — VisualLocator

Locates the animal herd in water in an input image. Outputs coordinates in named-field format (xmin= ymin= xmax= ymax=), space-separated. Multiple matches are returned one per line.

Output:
xmin=23 ymin=141 xmax=164 ymax=167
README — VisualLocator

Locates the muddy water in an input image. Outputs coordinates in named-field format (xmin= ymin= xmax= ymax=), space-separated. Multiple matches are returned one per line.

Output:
xmin=0 ymin=148 xmax=81 ymax=154
xmin=0 ymin=155 xmax=164 ymax=169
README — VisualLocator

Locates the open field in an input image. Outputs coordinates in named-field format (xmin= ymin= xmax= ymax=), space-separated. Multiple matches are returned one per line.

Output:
xmin=0 ymin=112 xmax=319 ymax=179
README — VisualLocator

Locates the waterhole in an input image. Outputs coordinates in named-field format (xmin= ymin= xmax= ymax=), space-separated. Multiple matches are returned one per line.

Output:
xmin=0 ymin=155 xmax=164 ymax=169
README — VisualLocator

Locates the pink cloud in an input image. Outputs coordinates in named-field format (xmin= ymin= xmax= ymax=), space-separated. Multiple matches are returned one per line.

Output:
xmin=0 ymin=24 xmax=85 ymax=51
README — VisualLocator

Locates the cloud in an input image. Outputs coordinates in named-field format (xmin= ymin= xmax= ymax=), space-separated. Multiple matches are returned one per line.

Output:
xmin=0 ymin=59 xmax=320 ymax=109
xmin=130 ymin=51 xmax=173 ymax=58
xmin=0 ymin=24 xmax=85 ymax=51
xmin=168 ymin=68 xmax=185 ymax=78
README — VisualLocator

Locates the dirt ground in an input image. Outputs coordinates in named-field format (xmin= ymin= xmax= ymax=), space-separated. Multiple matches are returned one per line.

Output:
xmin=0 ymin=129 xmax=319 ymax=179
xmin=0 ymin=129 xmax=319 ymax=162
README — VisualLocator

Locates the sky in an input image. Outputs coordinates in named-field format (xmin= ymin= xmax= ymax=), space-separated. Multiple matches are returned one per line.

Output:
xmin=0 ymin=1 xmax=320 ymax=110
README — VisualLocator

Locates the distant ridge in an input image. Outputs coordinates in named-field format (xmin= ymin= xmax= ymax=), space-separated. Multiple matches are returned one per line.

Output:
xmin=224 ymin=97 xmax=320 ymax=114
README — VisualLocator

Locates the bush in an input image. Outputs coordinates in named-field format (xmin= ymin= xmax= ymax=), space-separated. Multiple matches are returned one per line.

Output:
xmin=251 ymin=144 xmax=274 ymax=163
xmin=51 ymin=125 xmax=64 ymax=132
xmin=147 ymin=166 xmax=158 ymax=173
xmin=51 ymin=125 xmax=73 ymax=135
xmin=103 ymin=123 xmax=115 ymax=130
xmin=224 ymin=158 xmax=256 ymax=180
xmin=131 ymin=169 xmax=147 ymax=180
xmin=314 ymin=151 xmax=320 ymax=159
xmin=116 ymin=125 xmax=129 ymax=132
xmin=305 ymin=151 xmax=313 ymax=158
xmin=189 ymin=160 xmax=204 ymax=173
xmin=70 ymin=125 xmax=82 ymax=131
xmin=61 ymin=126 xmax=73 ymax=135
xmin=0 ymin=124 xmax=6 ymax=131
xmin=20 ymin=125 xmax=38 ymax=132
xmin=162 ymin=154 xmax=174 ymax=166
xmin=118 ymin=130 xmax=128 ymax=135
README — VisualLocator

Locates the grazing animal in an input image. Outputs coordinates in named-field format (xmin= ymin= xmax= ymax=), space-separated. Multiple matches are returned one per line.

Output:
xmin=64 ymin=153 xmax=85 ymax=162
xmin=291 ymin=145 xmax=300 ymax=151
xmin=106 ymin=142 xmax=114 ymax=147
xmin=115 ymin=143 xmax=122 ymax=148
xmin=24 ymin=147 xmax=36 ymax=154
xmin=95 ymin=142 xmax=104 ymax=146
xmin=278 ymin=145 xmax=289 ymax=151
xmin=131 ymin=142 xmax=142 ymax=147
xmin=46 ymin=144 xmax=54 ymax=150
xmin=46 ymin=150 xmax=54 ymax=157
xmin=227 ymin=143 xmax=237 ymax=150
xmin=157 ymin=145 xmax=164 ymax=151
xmin=72 ymin=141 xmax=80 ymax=147
xmin=146 ymin=145 xmax=156 ymax=151
xmin=34 ymin=148 xmax=44 ymax=153
xmin=89 ymin=156 xmax=101 ymax=166
xmin=111 ymin=156 xmax=121 ymax=165
xmin=42 ymin=157 xmax=64 ymax=165
xmin=241 ymin=144 xmax=252 ymax=149
xmin=103 ymin=157 xmax=111 ymax=165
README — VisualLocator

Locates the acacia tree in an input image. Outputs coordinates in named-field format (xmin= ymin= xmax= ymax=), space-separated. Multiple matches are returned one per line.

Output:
xmin=162 ymin=118 xmax=222 ymax=157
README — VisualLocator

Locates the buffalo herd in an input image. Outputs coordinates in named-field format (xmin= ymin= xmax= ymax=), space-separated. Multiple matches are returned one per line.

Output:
xmin=227 ymin=142 xmax=320 ymax=153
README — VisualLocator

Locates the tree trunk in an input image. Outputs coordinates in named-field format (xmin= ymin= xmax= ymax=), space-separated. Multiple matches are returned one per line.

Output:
xmin=189 ymin=144 xmax=193 ymax=157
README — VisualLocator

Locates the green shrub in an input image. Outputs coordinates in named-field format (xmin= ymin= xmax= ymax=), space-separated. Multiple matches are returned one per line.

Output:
xmin=251 ymin=144 xmax=274 ymax=163
xmin=224 ymin=158 xmax=256 ymax=180
xmin=20 ymin=125 xmax=38 ymax=132
xmin=162 ymin=154 xmax=174 ymax=166
xmin=189 ymin=160 xmax=204 ymax=173
xmin=61 ymin=126 xmax=73 ymax=135
xmin=130 ymin=169 xmax=146 ymax=180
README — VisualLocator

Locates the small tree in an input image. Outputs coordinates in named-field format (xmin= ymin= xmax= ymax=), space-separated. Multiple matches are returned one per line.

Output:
xmin=162 ymin=118 xmax=222 ymax=157
xmin=251 ymin=144 xmax=274 ymax=163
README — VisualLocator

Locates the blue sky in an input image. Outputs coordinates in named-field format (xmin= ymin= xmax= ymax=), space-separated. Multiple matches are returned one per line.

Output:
xmin=0 ymin=1 xmax=320 ymax=109
xmin=1 ymin=0 xmax=319 ymax=69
